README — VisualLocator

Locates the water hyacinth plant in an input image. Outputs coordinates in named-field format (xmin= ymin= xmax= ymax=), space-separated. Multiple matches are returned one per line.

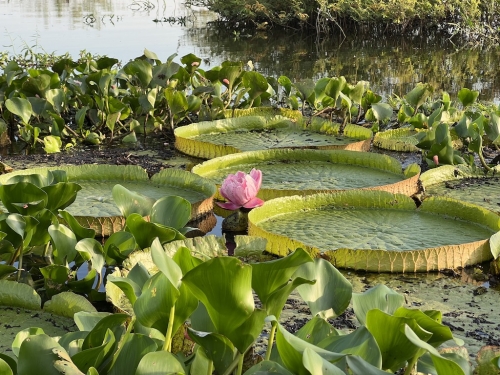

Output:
xmin=217 ymin=168 xmax=264 ymax=210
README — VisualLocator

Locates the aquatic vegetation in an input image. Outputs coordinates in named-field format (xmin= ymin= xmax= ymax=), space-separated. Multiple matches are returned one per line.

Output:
xmin=217 ymin=168 xmax=264 ymax=210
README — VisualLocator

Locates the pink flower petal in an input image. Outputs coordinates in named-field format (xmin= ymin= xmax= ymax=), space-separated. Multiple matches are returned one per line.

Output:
xmin=249 ymin=168 xmax=262 ymax=191
xmin=243 ymin=197 xmax=264 ymax=209
xmin=216 ymin=201 xmax=242 ymax=210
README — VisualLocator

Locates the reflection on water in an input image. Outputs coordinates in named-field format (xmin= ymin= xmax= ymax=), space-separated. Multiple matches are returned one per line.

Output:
xmin=1 ymin=0 xmax=500 ymax=101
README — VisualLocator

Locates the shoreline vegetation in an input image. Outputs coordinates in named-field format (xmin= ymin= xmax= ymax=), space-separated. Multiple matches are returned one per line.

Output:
xmin=186 ymin=0 xmax=500 ymax=44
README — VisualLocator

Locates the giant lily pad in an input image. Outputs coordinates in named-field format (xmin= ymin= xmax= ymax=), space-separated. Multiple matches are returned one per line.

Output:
xmin=192 ymin=149 xmax=421 ymax=201
xmin=373 ymin=128 xmax=424 ymax=152
xmin=421 ymin=165 xmax=500 ymax=215
xmin=223 ymin=107 xmax=303 ymax=121
xmin=248 ymin=190 xmax=500 ymax=272
xmin=175 ymin=115 xmax=372 ymax=159
xmin=0 ymin=165 xmax=216 ymax=236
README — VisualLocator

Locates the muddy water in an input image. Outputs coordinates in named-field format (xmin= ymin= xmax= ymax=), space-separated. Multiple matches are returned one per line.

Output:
xmin=1 ymin=0 xmax=500 ymax=101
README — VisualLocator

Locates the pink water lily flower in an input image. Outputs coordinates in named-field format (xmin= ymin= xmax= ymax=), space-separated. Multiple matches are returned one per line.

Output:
xmin=217 ymin=168 xmax=264 ymax=210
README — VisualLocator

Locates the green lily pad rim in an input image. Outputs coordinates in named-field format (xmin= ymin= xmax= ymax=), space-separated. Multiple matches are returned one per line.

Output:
xmin=248 ymin=190 xmax=500 ymax=272
xmin=373 ymin=128 xmax=424 ymax=153
xmin=420 ymin=164 xmax=500 ymax=189
xmin=192 ymin=149 xmax=421 ymax=201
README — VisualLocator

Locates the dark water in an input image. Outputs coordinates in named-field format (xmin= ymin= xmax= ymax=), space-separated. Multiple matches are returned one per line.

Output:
xmin=1 ymin=0 xmax=500 ymax=102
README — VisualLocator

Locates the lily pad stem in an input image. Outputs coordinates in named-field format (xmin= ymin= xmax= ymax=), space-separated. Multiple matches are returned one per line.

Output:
xmin=403 ymin=354 xmax=419 ymax=375
xmin=236 ymin=353 xmax=244 ymax=375
xmin=221 ymin=348 xmax=250 ymax=375
xmin=265 ymin=321 xmax=277 ymax=361
xmin=478 ymin=151 xmax=492 ymax=172
xmin=162 ymin=305 xmax=176 ymax=351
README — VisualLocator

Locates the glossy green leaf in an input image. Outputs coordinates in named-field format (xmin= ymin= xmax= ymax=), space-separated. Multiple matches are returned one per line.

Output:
xmin=318 ymin=326 xmax=381 ymax=367
xmin=58 ymin=210 xmax=96 ymax=241
xmin=325 ymin=77 xmax=346 ymax=102
xmin=365 ymin=309 xmax=431 ymax=371
xmin=67 ymin=268 xmax=98 ymax=295
xmin=485 ymin=113 xmax=500 ymax=144
xmin=42 ymin=182 xmax=81 ymax=212
xmin=275 ymin=321 xmax=345 ymax=375
xmin=82 ymin=314 xmax=128 ymax=350
xmin=126 ymin=214 xmax=176 ymax=249
xmin=72 ymin=329 xmax=116 ymax=373
xmin=295 ymin=316 xmax=338 ymax=345
xmin=188 ymin=328 xmax=235 ymax=373
xmin=17 ymin=334 xmax=68 ymax=375
xmin=123 ymin=60 xmax=152 ymax=88
xmin=75 ymin=238 xmax=105 ymax=278
xmin=44 ymin=135 xmax=62 ymax=153
xmin=46 ymin=89 xmax=65 ymax=113
xmin=404 ymin=325 xmax=466 ymax=375
xmin=30 ymin=208 xmax=58 ymax=246
xmin=107 ymin=333 xmax=157 ymax=375
xmin=104 ymin=231 xmax=137 ymax=265
xmin=5 ymin=97 xmax=33 ymax=124
xmin=0 ymin=280 xmax=41 ymax=310
xmin=345 ymin=355 xmax=391 ymax=375
xmin=244 ymin=360 xmax=294 ymax=375
xmin=295 ymin=258 xmax=352 ymax=320
xmin=0 ymin=182 xmax=48 ymax=215
xmin=150 ymin=196 xmax=191 ymax=229
xmin=302 ymin=347 xmax=346 ymax=375
xmin=352 ymin=284 xmax=405 ymax=325
xmin=405 ymin=83 xmax=433 ymax=112
xmin=182 ymin=257 xmax=255 ymax=352
xmin=165 ymin=88 xmax=188 ymax=115
xmin=107 ymin=274 xmax=141 ymax=305
xmin=371 ymin=103 xmax=393 ymax=123
xmin=12 ymin=327 xmax=46 ymax=357
xmin=43 ymin=292 xmax=97 ymax=318
xmin=0 ymin=357 xmax=14 ymax=375
xmin=48 ymin=223 xmax=78 ymax=263
xmin=74 ymin=312 xmax=113 ymax=332
xmin=243 ymin=71 xmax=269 ymax=101
xmin=135 ymin=351 xmax=185 ymax=375
xmin=457 ymin=88 xmax=479 ymax=108
xmin=134 ymin=272 xmax=179 ymax=332
xmin=151 ymin=238 xmax=182 ymax=287
xmin=111 ymin=184 xmax=155 ymax=218
xmin=0 ymin=264 xmax=17 ymax=278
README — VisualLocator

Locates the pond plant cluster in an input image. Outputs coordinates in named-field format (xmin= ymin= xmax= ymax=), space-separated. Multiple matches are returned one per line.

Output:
xmin=0 ymin=50 xmax=500 ymax=374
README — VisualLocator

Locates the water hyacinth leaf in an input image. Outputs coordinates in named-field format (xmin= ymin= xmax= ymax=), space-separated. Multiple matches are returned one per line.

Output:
xmin=180 ymin=53 xmax=201 ymax=74
xmin=244 ymin=360 xmax=294 ymax=374
xmin=58 ymin=210 xmax=96 ymax=241
xmin=295 ymin=259 xmax=352 ymax=320
xmin=17 ymin=334 xmax=69 ymax=375
xmin=128 ymin=262 xmax=151 ymax=289
xmin=219 ymin=62 xmax=243 ymax=88
xmin=302 ymin=347 xmax=346 ymax=375
xmin=48 ymin=223 xmax=78 ymax=263
xmin=172 ymin=246 xmax=203 ymax=274
xmin=111 ymin=184 xmax=155 ymax=218
xmin=67 ymin=268 xmax=98 ymax=295
xmin=393 ymin=307 xmax=456 ymax=347
xmin=106 ymin=333 xmax=157 ymax=375
xmin=0 ymin=182 xmax=48 ymax=215
xmin=42 ymin=182 xmax=82 ymax=212
xmin=187 ymin=328 xmax=235 ymax=373
xmin=135 ymin=351 xmax=186 ymax=375
xmin=457 ymin=88 xmax=479 ymax=108
xmin=404 ymin=325 xmax=466 ymax=375
xmin=325 ymin=76 xmax=346 ymax=102
xmin=485 ymin=113 xmax=500 ymax=144
xmin=107 ymin=274 xmax=141 ymax=305
xmin=275 ymin=321 xmax=345 ymax=375
xmin=371 ymin=103 xmax=393 ymax=123
xmin=405 ymin=83 xmax=433 ymax=112
xmin=278 ymin=75 xmax=293 ymax=96
xmin=234 ymin=235 xmax=267 ymax=258
xmin=345 ymin=356 xmax=391 ymax=375
xmin=265 ymin=277 xmax=315 ymax=319
xmin=150 ymin=196 xmax=191 ymax=229
xmin=43 ymin=292 xmax=97 ymax=318
xmin=75 ymin=238 xmax=105 ymax=279
xmin=151 ymin=238 xmax=182 ymax=287
xmin=317 ymin=326 xmax=381 ymax=368
xmin=104 ymin=231 xmax=137 ymax=265
xmin=365 ymin=309 xmax=431 ymax=371
xmin=82 ymin=313 xmax=128 ymax=350
xmin=0 ymin=264 xmax=17 ymax=278
xmin=123 ymin=59 xmax=153 ymax=88
xmin=30 ymin=208 xmax=58 ymax=246
xmin=182 ymin=257 xmax=255 ymax=351
xmin=165 ymin=88 xmax=188 ymax=115
xmin=295 ymin=316 xmax=338 ymax=345
xmin=151 ymin=61 xmax=180 ymax=87
xmin=72 ymin=329 xmax=116 ymax=373
xmin=75 ymin=106 xmax=88 ymax=129
xmin=0 ymin=280 xmax=41 ymax=309
xmin=5 ymin=97 xmax=33 ymax=124
xmin=126 ymin=214 xmax=176 ymax=249
xmin=46 ymin=89 xmax=65 ymax=113
xmin=0 ymin=358 xmax=14 ymax=375
xmin=122 ymin=131 xmax=137 ymax=144
xmin=12 ymin=327 xmax=46 ymax=357
xmin=44 ymin=135 xmax=62 ymax=153
xmin=352 ymin=284 xmax=404 ymax=326
xmin=134 ymin=272 xmax=180 ymax=333
xmin=251 ymin=248 xmax=313 ymax=310
xmin=74 ymin=312 xmax=113 ymax=332
xmin=243 ymin=71 xmax=269 ymax=101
